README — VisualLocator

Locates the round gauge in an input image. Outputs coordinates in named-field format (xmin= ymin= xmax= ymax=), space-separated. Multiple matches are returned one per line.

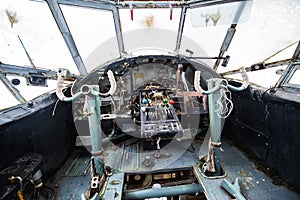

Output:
xmin=135 ymin=77 xmax=144 ymax=86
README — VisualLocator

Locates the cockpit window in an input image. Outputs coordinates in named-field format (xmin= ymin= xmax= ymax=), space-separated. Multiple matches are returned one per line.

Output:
xmin=119 ymin=8 xmax=181 ymax=55
xmin=61 ymin=5 xmax=119 ymax=73
xmin=287 ymin=66 xmax=300 ymax=86
xmin=1 ymin=0 xmax=300 ymax=108
xmin=0 ymin=1 xmax=77 ymax=109
xmin=0 ymin=1 xmax=78 ymax=73
xmin=278 ymin=65 xmax=300 ymax=91
xmin=0 ymin=80 xmax=19 ymax=110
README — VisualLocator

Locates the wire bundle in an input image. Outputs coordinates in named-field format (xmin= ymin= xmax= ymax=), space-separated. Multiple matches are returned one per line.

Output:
xmin=214 ymin=80 xmax=233 ymax=119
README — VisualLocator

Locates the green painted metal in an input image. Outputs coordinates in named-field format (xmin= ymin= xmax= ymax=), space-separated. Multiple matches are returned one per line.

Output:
xmin=87 ymin=86 xmax=103 ymax=173
xmin=221 ymin=178 xmax=246 ymax=200
xmin=207 ymin=78 xmax=222 ymax=176
xmin=86 ymin=86 xmax=102 ymax=153
xmin=123 ymin=183 xmax=202 ymax=199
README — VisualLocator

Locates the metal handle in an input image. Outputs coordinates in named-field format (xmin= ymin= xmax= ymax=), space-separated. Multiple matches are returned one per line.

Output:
xmin=194 ymin=67 xmax=249 ymax=94
xmin=98 ymin=70 xmax=117 ymax=97
xmin=56 ymin=70 xmax=117 ymax=102
xmin=227 ymin=67 xmax=249 ymax=92
xmin=56 ymin=75 xmax=83 ymax=102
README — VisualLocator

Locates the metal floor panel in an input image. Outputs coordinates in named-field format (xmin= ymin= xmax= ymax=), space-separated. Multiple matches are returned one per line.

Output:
xmin=104 ymin=139 xmax=198 ymax=172
xmin=196 ymin=140 xmax=300 ymax=200
xmin=47 ymin=149 xmax=91 ymax=200
xmin=47 ymin=140 xmax=300 ymax=200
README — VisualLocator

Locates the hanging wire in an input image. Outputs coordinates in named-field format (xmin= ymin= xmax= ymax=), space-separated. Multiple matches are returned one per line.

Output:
xmin=52 ymin=88 xmax=68 ymax=116
xmin=214 ymin=80 xmax=234 ymax=118
xmin=52 ymin=99 xmax=60 ymax=116
xmin=263 ymin=40 xmax=300 ymax=63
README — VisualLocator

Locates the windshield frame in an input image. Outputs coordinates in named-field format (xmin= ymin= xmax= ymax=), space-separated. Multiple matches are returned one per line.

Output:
xmin=46 ymin=0 xmax=253 ymax=75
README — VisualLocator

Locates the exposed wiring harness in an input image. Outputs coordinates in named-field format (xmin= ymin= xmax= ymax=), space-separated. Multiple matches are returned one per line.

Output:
xmin=214 ymin=80 xmax=234 ymax=118
xmin=194 ymin=67 xmax=248 ymax=118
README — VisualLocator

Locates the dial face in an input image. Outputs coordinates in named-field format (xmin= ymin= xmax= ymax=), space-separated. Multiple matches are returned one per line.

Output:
xmin=134 ymin=72 xmax=145 ymax=88
xmin=136 ymin=77 xmax=144 ymax=87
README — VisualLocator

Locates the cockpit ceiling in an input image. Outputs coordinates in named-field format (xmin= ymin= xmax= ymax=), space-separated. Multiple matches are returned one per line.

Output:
xmin=121 ymin=0 xmax=185 ymax=1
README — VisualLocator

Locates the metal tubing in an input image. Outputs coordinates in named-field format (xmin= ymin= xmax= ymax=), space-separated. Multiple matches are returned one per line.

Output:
xmin=61 ymin=91 xmax=83 ymax=102
xmin=226 ymin=67 xmax=249 ymax=91
xmin=112 ymin=7 xmax=125 ymax=55
xmin=56 ymin=75 xmax=82 ymax=102
xmin=0 ymin=63 xmax=57 ymax=79
xmin=0 ymin=74 xmax=26 ymax=103
xmin=213 ymin=24 xmax=236 ymax=70
xmin=118 ymin=1 xmax=185 ymax=9
xmin=292 ymin=40 xmax=300 ymax=61
xmin=58 ymin=0 xmax=241 ymax=9
xmin=207 ymin=79 xmax=222 ymax=175
xmin=202 ymin=84 xmax=222 ymax=95
xmin=17 ymin=35 xmax=36 ymax=68
xmin=123 ymin=184 xmax=202 ymax=200
xmin=213 ymin=1 xmax=249 ymax=70
xmin=175 ymin=7 xmax=187 ymax=53
xmin=220 ymin=26 xmax=236 ymax=52
xmin=87 ymin=86 xmax=104 ymax=174
xmin=227 ymin=84 xmax=246 ymax=92
xmin=88 ymin=86 xmax=102 ymax=153
xmin=232 ymin=0 xmax=249 ymax=24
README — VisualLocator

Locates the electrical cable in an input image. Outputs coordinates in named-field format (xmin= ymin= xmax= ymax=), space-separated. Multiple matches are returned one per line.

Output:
xmin=214 ymin=80 xmax=233 ymax=118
